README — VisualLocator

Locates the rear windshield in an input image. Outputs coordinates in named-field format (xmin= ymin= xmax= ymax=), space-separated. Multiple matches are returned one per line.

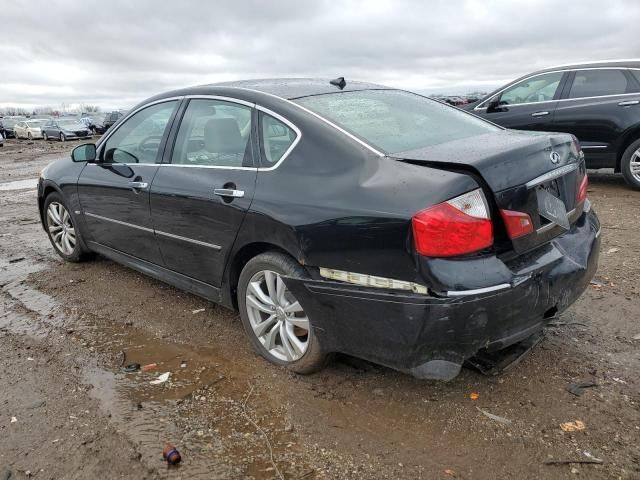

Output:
xmin=294 ymin=89 xmax=498 ymax=153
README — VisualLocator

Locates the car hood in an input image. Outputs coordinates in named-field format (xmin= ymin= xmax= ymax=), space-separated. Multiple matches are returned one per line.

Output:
xmin=60 ymin=124 xmax=85 ymax=131
xmin=390 ymin=129 xmax=579 ymax=193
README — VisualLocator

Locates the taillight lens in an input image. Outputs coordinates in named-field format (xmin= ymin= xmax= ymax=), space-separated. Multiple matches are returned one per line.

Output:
xmin=500 ymin=209 xmax=534 ymax=239
xmin=412 ymin=189 xmax=493 ymax=257
xmin=577 ymin=174 xmax=588 ymax=204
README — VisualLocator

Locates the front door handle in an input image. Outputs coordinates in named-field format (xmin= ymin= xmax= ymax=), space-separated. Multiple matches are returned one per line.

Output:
xmin=618 ymin=100 xmax=640 ymax=106
xmin=214 ymin=188 xmax=245 ymax=198
xmin=531 ymin=111 xmax=550 ymax=117
xmin=128 ymin=181 xmax=149 ymax=190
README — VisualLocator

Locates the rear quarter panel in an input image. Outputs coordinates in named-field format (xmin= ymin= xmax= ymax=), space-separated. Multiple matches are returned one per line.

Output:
xmin=232 ymin=108 xmax=479 ymax=285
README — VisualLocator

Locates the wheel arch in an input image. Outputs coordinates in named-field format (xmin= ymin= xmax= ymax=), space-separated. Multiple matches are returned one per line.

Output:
xmin=222 ymin=241 xmax=304 ymax=310
xmin=615 ymin=125 xmax=640 ymax=172
xmin=38 ymin=181 xmax=64 ymax=230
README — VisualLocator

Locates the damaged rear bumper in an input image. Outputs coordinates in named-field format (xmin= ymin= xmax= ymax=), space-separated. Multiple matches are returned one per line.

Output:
xmin=284 ymin=209 xmax=600 ymax=381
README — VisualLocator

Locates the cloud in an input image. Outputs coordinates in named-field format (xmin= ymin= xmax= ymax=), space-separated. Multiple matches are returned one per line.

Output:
xmin=1 ymin=0 xmax=638 ymax=109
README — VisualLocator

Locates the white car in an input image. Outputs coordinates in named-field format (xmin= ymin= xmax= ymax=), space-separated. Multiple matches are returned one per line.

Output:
xmin=13 ymin=119 xmax=47 ymax=140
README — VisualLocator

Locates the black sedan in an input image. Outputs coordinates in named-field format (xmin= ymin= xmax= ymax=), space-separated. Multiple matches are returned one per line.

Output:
xmin=42 ymin=118 xmax=91 ymax=142
xmin=37 ymin=79 xmax=600 ymax=380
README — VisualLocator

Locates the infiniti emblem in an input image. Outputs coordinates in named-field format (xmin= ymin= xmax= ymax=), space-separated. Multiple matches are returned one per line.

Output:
xmin=550 ymin=151 xmax=561 ymax=164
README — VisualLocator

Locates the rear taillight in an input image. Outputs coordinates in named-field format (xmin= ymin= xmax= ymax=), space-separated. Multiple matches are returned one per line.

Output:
xmin=577 ymin=174 xmax=588 ymax=204
xmin=412 ymin=189 xmax=493 ymax=257
xmin=500 ymin=209 xmax=534 ymax=239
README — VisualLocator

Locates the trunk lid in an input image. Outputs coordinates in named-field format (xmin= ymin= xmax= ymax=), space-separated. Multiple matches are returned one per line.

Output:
xmin=392 ymin=130 xmax=585 ymax=254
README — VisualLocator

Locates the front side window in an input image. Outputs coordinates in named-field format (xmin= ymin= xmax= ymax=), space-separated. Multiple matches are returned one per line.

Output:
xmin=569 ymin=69 xmax=629 ymax=98
xmin=171 ymin=99 xmax=253 ymax=167
xmin=295 ymin=89 xmax=498 ymax=153
xmin=102 ymin=101 xmax=177 ymax=164
xmin=497 ymin=72 xmax=563 ymax=106
xmin=260 ymin=113 xmax=297 ymax=167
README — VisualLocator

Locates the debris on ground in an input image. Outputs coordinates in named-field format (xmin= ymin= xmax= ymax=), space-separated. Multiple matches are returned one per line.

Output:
xmin=606 ymin=247 xmax=619 ymax=254
xmin=444 ymin=468 xmax=456 ymax=476
xmin=162 ymin=444 xmax=182 ymax=465
xmin=560 ymin=420 xmax=586 ymax=432
xmin=123 ymin=363 xmax=141 ymax=372
xmin=567 ymin=381 xmax=598 ymax=396
xmin=141 ymin=363 xmax=158 ymax=372
xmin=589 ymin=280 xmax=605 ymax=288
xmin=0 ymin=466 xmax=12 ymax=480
xmin=180 ymin=361 xmax=187 ymax=368
xmin=543 ymin=458 xmax=603 ymax=465
xmin=8 ymin=257 xmax=25 ymax=264
xmin=10 ymin=417 xmax=17 ymax=423
xmin=150 ymin=372 xmax=171 ymax=385
xmin=612 ymin=377 xmax=627 ymax=384
xmin=469 ymin=392 xmax=479 ymax=400
xmin=476 ymin=407 xmax=512 ymax=425
xmin=192 ymin=308 xmax=205 ymax=314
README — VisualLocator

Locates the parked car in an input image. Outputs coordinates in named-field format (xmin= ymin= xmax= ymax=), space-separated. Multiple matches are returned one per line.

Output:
xmin=14 ymin=119 xmax=47 ymax=139
xmin=82 ymin=113 xmax=108 ymax=134
xmin=1 ymin=116 xmax=27 ymax=138
xmin=37 ymin=79 xmax=600 ymax=380
xmin=466 ymin=60 xmax=640 ymax=189
xmin=42 ymin=118 xmax=91 ymax=141
xmin=101 ymin=110 xmax=126 ymax=131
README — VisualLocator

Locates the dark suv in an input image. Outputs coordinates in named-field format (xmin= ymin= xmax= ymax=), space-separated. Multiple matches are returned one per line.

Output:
xmin=466 ymin=60 xmax=640 ymax=189
xmin=102 ymin=110 xmax=126 ymax=131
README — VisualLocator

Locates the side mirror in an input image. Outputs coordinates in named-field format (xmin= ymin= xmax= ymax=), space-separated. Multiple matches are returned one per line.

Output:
xmin=71 ymin=143 xmax=97 ymax=162
xmin=486 ymin=98 xmax=506 ymax=113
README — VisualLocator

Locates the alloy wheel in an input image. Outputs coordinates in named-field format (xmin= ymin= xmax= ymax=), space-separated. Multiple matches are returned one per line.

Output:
xmin=630 ymin=148 xmax=640 ymax=183
xmin=46 ymin=202 xmax=76 ymax=255
xmin=60 ymin=133 xmax=65 ymax=142
xmin=245 ymin=270 xmax=310 ymax=362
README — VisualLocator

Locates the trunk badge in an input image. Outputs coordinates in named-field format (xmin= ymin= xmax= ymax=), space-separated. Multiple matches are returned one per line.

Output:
xmin=550 ymin=151 xmax=561 ymax=164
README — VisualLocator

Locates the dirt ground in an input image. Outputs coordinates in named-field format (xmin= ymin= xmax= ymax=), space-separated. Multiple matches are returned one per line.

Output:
xmin=0 ymin=137 xmax=638 ymax=480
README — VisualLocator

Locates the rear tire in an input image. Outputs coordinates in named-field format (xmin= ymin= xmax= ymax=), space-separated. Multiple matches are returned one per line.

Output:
xmin=621 ymin=139 xmax=640 ymax=190
xmin=43 ymin=192 xmax=93 ymax=262
xmin=237 ymin=252 xmax=328 ymax=374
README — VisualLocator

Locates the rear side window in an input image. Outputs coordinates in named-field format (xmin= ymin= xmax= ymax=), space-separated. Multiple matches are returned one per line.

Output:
xmin=568 ymin=69 xmax=629 ymax=98
xmin=260 ymin=113 xmax=297 ymax=167
xmin=171 ymin=99 xmax=253 ymax=167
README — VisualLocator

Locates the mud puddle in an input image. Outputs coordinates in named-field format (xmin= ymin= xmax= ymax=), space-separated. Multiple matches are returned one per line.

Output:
xmin=0 ymin=178 xmax=38 ymax=191
xmin=1 ymin=257 xmax=314 ymax=479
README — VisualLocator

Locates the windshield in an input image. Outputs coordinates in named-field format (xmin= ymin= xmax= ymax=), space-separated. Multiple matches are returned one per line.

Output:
xmin=294 ymin=89 xmax=499 ymax=153
xmin=58 ymin=119 xmax=82 ymax=127
xmin=26 ymin=120 xmax=46 ymax=127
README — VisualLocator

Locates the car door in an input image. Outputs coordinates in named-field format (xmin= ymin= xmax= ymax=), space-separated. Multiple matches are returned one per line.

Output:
xmin=551 ymin=68 xmax=640 ymax=167
xmin=77 ymin=99 xmax=179 ymax=264
xmin=473 ymin=71 xmax=567 ymax=131
xmin=149 ymin=97 xmax=257 ymax=285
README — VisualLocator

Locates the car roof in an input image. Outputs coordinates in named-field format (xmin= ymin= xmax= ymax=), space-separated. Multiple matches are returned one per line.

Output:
xmin=211 ymin=78 xmax=390 ymax=100
xmin=532 ymin=59 xmax=640 ymax=74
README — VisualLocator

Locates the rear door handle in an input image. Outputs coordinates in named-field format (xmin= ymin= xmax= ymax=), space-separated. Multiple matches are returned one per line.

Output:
xmin=531 ymin=111 xmax=550 ymax=117
xmin=128 ymin=181 xmax=149 ymax=190
xmin=618 ymin=100 xmax=640 ymax=106
xmin=214 ymin=188 xmax=245 ymax=198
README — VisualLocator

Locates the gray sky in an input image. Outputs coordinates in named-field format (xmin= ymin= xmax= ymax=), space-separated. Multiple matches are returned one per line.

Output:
xmin=1 ymin=0 xmax=639 ymax=110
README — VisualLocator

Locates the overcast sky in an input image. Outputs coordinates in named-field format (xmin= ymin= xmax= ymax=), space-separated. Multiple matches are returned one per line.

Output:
xmin=1 ymin=0 xmax=639 ymax=110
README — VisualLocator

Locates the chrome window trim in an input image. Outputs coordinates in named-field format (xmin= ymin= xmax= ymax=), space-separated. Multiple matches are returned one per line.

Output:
xmin=84 ymin=212 xmax=222 ymax=250
xmin=256 ymin=105 xmax=302 ymax=171
xmin=160 ymin=164 xmax=258 ymax=171
xmin=183 ymin=94 xmax=254 ymax=107
xmin=581 ymin=145 xmax=608 ymax=149
xmin=447 ymin=283 xmax=511 ymax=297
xmin=229 ymin=86 xmax=385 ymax=157
xmin=525 ymin=163 xmax=578 ymax=188
xmin=474 ymin=67 xmax=640 ymax=111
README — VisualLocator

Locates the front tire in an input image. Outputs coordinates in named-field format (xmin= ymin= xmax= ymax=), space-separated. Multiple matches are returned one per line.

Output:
xmin=43 ymin=132 xmax=48 ymax=141
xmin=621 ymin=139 xmax=640 ymax=190
xmin=59 ymin=133 xmax=66 ymax=142
xmin=27 ymin=132 xmax=33 ymax=140
xmin=43 ymin=193 xmax=93 ymax=262
xmin=238 ymin=252 xmax=328 ymax=374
